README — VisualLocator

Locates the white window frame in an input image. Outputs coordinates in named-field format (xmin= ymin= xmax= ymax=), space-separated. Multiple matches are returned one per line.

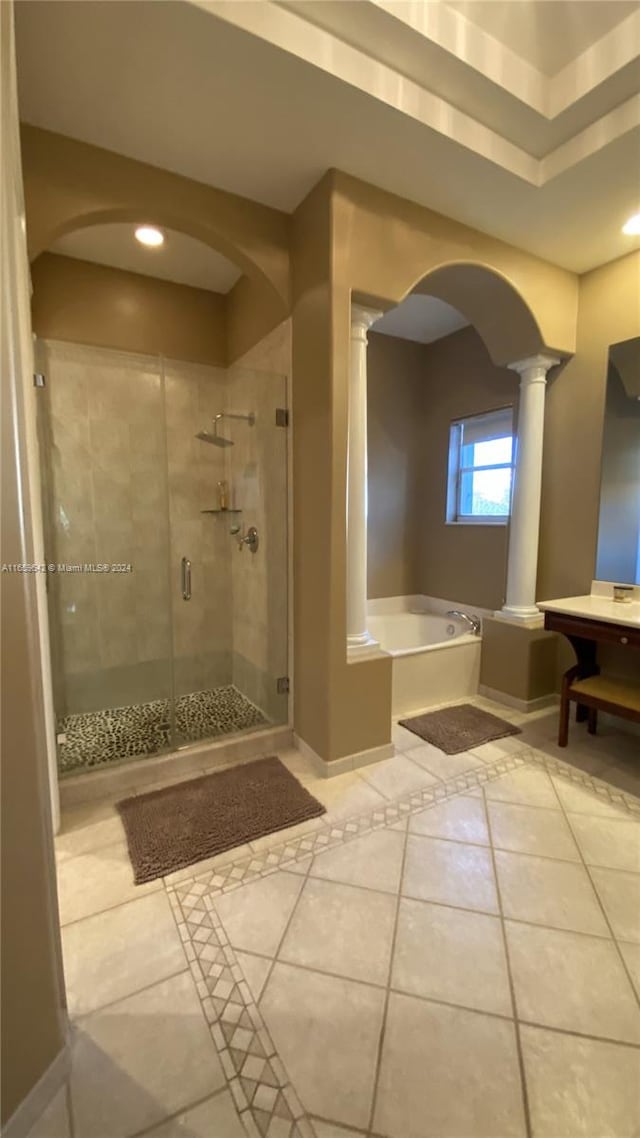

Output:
xmin=446 ymin=407 xmax=515 ymax=526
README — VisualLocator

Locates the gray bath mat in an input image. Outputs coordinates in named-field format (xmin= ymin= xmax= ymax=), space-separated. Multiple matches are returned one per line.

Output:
xmin=399 ymin=704 xmax=521 ymax=755
xmin=117 ymin=756 xmax=326 ymax=884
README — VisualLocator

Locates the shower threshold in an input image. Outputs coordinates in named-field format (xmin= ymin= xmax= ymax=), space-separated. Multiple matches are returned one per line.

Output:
xmin=57 ymin=684 xmax=267 ymax=774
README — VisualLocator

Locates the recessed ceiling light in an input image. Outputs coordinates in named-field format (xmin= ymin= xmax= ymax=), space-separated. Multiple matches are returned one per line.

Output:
xmin=135 ymin=225 xmax=164 ymax=247
xmin=622 ymin=213 xmax=640 ymax=236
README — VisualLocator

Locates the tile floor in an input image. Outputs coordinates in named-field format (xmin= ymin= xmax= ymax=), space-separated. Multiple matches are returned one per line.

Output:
xmin=32 ymin=699 xmax=640 ymax=1138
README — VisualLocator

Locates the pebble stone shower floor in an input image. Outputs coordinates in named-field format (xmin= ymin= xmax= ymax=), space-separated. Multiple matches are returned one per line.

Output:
xmin=57 ymin=684 xmax=267 ymax=772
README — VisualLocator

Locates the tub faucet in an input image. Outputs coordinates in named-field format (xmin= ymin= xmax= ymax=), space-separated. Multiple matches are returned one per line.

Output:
xmin=447 ymin=610 xmax=481 ymax=636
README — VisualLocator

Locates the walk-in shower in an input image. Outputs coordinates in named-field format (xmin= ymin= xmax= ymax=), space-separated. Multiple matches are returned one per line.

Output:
xmin=36 ymin=342 xmax=288 ymax=776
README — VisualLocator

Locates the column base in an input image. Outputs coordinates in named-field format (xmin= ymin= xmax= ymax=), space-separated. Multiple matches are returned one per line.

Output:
xmin=347 ymin=629 xmax=374 ymax=646
xmin=347 ymin=634 xmax=386 ymax=661
xmin=495 ymin=606 xmax=544 ymax=629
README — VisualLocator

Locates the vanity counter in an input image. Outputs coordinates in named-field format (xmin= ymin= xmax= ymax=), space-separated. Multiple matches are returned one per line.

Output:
xmin=538 ymin=595 xmax=640 ymax=630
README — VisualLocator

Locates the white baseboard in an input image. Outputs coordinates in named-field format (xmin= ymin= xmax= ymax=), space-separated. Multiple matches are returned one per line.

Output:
xmin=478 ymin=684 xmax=559 ymax=714
xmin=2 ymin=1044 xmax=70 ymax=1138
xmin=294 ymin=734 xmax=393 ymax=778
xmin=350 ymin=742 xmax=395 ymax=771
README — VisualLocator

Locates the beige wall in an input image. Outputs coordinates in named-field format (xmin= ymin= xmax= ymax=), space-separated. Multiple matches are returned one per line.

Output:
xmin=480 ymin=619 xmax=559 ymax=703
xmin=226 ymin=273 xmax=288 ymax=365
xmin=539 ymin=252 xmax=640 ymax=601
xmin=2 ymin=7 xmax=66 ymax=1115
xmin=32 ymin=253 xmax=227 ymax=366
xmin=2 ymin=188 xmax=66 ymax=1138
xmin=31 ymin=250 xmax=292 ymax=370
xmin=368 ymin=326 xmax=517 ymax=609
xmin=367 ymin=333 xmax=424 ymax=599
xmin=291 ymin=177 xmax=338 ymax=760
xmin=1 ymin=382 xmax=66 ymax=1126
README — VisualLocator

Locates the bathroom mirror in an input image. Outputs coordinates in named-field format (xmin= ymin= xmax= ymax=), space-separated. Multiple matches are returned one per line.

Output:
xmin=595 ymin=336 xmax=640 ymax=585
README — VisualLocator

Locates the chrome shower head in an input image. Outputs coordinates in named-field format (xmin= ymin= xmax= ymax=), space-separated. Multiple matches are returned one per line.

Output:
xmin=195 ymin=428 xmax=233 ymax=447
xmin=195 ymin=410 xmax=254 ymax=448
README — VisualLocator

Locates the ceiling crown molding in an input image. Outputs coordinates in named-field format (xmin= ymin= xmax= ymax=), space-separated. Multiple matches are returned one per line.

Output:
xmin=197 ymin=0 xmax=640 ymax=185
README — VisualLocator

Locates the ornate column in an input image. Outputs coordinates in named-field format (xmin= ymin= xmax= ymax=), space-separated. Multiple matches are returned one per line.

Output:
xmin=501 ymin=353 xmax=559 ymax=622
xmin=347 ymin=304 xmax=382 ymax=655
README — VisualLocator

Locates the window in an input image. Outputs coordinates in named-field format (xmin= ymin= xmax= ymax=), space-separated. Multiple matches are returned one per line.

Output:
xmin=447 ymin=407 xmax=514 ymax=524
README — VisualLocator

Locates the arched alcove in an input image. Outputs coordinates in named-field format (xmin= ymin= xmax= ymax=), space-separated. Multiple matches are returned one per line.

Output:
xmin=33 ymin=207 xmax=286 ymax=320
xmin=21 ymin=124 xmax=291 ymax=321
xmin=346 ymin=258 xmax=563 ymax=738
xmin=410 ymin=262 xmax=545 ymax=367
xmin=359 ymin=259 xmax=550 ymax=369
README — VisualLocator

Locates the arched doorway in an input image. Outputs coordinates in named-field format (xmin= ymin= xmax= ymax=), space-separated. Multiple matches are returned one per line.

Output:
xmin=347 ymin=263 xmax=562 ymax=703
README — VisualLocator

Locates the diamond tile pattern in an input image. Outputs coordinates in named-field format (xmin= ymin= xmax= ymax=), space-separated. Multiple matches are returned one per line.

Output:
xmin=168 ymin=890 xmax=308 ymax=1137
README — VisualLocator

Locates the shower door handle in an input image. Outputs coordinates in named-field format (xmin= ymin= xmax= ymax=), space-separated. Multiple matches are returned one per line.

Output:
xmin=181 ymin=557 xmax=191 ymax=601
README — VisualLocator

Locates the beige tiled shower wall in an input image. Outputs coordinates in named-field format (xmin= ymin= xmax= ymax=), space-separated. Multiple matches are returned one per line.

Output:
xmin=164 ymin=358 xmax=232 ymax=699
xmin=40 ymin=341 xmax=232 ymax=715
xmin=227 ymin=320 xmax=291 ymax=723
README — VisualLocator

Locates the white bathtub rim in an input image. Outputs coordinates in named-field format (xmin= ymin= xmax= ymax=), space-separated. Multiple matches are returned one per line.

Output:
xmin=368 ymin=597 xmax=486 ymax=658
xmin=368 ymin=593 xmax=493 ymax=621
xmin=377 ymin=630 xmax=480 ymax=659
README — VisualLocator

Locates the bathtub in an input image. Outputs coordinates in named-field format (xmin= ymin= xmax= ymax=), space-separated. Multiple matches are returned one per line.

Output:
xmin=368 ymin=601 xmax=483 ymax=717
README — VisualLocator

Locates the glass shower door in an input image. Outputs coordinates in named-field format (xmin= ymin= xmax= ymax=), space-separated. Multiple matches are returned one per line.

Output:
xmin=38 ymin=339 xmax=289 ymax=772
xmin=37 ymin=340 xmax=175 ymax=773
xmin=165 ymin=360 xmax=289 ymax=745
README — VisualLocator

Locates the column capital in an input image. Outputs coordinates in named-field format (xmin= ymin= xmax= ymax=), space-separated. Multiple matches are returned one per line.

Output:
xmin=351 ymin=304 xmax=383 ymax=342
xmin=508 ymin=353 xmax=560 ymax=383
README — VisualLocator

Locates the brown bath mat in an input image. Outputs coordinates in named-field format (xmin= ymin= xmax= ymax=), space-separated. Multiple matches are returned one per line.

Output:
xmin=117 ymin=756 xmax=326 ymax=884
xmin=399 ymin=703 xmax=521 ymax=755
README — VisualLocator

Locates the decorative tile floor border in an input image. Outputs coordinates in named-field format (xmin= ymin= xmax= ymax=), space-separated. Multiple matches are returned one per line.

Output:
xmin=167 ymin=751 xmax=528 ymax=900
xmin=168 ymin=887 xmax=313 ymax=1138
xmin=168 ymin=742 xmax=639 ymax=1138
xmin=167 ymin=745 xmax=639 ymax=904
xmin=528 ymin=748 xmax=640 ymax=816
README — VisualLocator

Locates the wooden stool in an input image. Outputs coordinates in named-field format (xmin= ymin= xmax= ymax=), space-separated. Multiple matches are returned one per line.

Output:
xmin=559 ymin=666 xmax=640 ymax=747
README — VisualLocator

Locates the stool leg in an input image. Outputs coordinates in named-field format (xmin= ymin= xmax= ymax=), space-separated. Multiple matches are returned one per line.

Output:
xmin=559 ymin=684 xmax=570 ymax=748
xmin=588 ymin=707 xmax=598 ymax=736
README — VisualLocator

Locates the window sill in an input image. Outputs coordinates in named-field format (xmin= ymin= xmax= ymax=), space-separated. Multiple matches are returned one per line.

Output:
xmin=446 ymin=518 xmax=509 ymax=527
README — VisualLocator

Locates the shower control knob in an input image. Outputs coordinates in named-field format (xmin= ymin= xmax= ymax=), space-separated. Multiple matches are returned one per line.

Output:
xmin=237 ymin=526 xmax=259 ymax=554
